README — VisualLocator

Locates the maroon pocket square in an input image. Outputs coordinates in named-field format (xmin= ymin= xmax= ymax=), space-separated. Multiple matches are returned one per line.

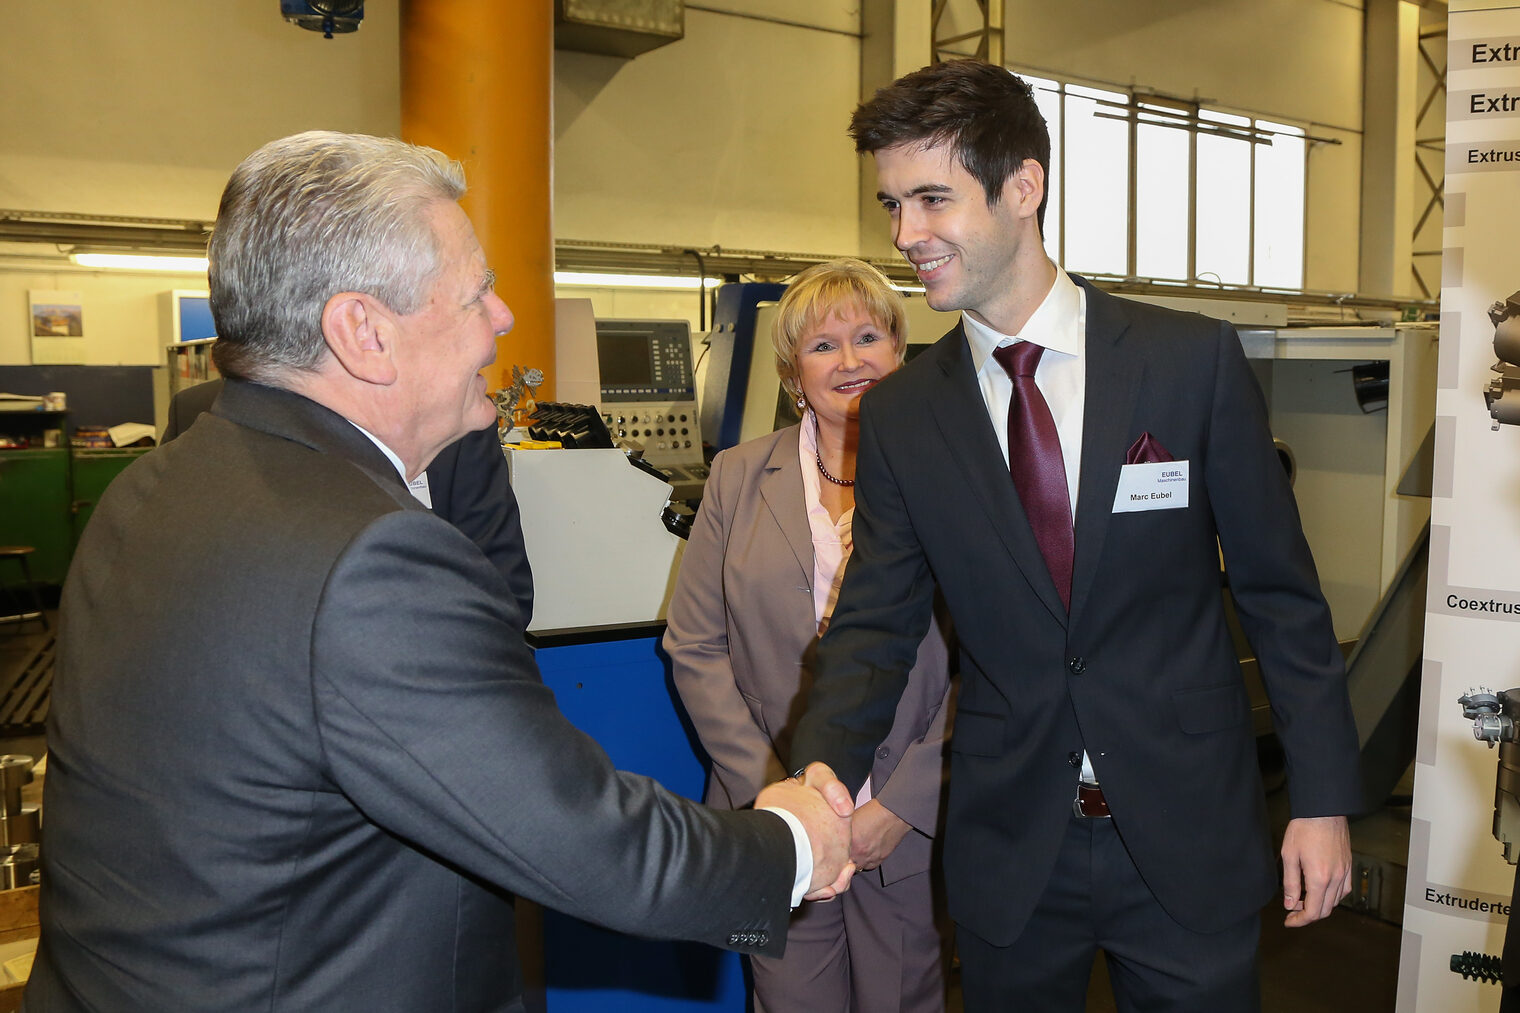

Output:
xmin=1126 ymin=432 xmax=1174 ymax=465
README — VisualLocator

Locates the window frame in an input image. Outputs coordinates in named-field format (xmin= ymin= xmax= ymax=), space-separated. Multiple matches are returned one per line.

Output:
xmin=1022 ymin=73 xmax=1312 ymax=291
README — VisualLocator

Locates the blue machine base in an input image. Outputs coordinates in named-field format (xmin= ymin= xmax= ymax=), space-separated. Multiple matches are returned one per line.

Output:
xmin=534 ymin=634 xmax=747 ymax=1012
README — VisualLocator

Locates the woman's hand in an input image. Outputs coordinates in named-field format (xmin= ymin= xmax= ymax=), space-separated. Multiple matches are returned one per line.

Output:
xmin=849 ymin=799 xmax=912 ymax=872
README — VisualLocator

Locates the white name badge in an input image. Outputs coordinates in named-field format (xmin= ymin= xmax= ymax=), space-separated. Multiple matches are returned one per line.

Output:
xmin=1111 ymin=460 xmax=1189 ymax=513
xmin=407 ymin=472 xmax=433 ymax=509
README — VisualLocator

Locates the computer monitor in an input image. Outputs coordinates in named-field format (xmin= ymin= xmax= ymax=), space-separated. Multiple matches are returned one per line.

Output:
xmin=592 ymin=319 xmax=708 ymax=499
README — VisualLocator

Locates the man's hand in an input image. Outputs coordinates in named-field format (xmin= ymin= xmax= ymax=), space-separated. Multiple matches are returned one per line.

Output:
xmin=756 ymin=762 xmax=855 ymax=901
xmin=1280 ymin=815 xmax=1352 ymax=927
xmin=849 ymin=799 xmax=911 ymax=872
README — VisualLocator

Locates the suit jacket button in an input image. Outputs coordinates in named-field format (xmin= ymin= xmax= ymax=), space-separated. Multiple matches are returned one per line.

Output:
xmin=1068 ymin=657 xmax=1086 ymax=674
xmin=727 ymin=933 xmax=741 ymax=945
xmin=1067 ymin=751 xmax=1081 ymax=768
xmin=756 ymin=932 xmax=769 ymax=945
xmin=876 ymin=745 xmax=890 ymax=760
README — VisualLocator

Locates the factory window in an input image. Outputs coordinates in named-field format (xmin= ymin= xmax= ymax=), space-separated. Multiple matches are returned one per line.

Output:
xmin=1061 ymin=83 xmax=1130 ymax=278
xmin=1022 ymin=73 xmax=1308 ymax=290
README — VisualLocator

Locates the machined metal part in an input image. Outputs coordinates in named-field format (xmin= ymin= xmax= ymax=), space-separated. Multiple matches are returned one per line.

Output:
xmin=0 ymin=845 xmax=38 ymax=889
xmin=0 ymin=755 xmax=39 ymax=849
xmin=1484 ymin=293 xmax=1520 ymax=429
xmin=1458 ymin=689 xmax=1520 ymax=863
xmin=0 ymin=755 xmax=32 ymax=813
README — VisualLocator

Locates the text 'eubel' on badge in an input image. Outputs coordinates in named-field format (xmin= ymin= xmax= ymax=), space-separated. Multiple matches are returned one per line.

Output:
xmin=1111 ymin=460 xmax=1189 ymax=513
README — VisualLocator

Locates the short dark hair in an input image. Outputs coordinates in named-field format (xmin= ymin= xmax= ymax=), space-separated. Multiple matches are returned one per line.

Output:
xmin=850 ymin=60 xmax=1050 ymax=228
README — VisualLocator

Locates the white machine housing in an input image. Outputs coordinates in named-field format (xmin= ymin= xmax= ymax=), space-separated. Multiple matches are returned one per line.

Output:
xmin=505 ymin=446 xmax=686 ymax=635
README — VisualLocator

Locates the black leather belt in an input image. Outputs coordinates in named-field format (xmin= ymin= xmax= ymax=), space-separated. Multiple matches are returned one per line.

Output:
xmin=1073 ymin=782 xmax=1111 ymax=818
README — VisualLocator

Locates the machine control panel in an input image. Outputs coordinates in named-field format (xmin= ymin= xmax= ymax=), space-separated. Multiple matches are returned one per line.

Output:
xmin=594 ymin=319 xmax=708 ymax=499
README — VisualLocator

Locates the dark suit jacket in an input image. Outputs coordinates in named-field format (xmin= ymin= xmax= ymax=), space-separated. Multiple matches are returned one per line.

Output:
xmin=29 ymin=379 xmax=794 ymax=1012
xmin=790 ymin=279 xmax=1361 ymax=944
xmin=664 ymin=425 xmax=953 ymax=886
xmin=163 ymin=378 xmax=534 ymax=620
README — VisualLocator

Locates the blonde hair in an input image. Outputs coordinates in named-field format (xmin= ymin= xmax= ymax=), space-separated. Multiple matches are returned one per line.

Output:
xmin=772 ymin=259 xmax=907 ymax=409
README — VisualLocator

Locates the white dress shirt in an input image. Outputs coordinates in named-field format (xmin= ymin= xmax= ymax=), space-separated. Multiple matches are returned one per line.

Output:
xmin=799 ymin=410 xmax=854 ymax=630
xmin=960 ymin=264 xmax=1087 ymax=514
xmin=350 ymin=423 xmax=432 ymax=507
xmin=960 ymin=265 xmax=1101 ymax=784
xmin=799 ymin=412 xmax=877 ymax=809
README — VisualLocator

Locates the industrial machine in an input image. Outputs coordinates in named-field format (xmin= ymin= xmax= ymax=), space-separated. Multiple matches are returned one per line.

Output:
xmin=504 ymin=447 xmax=686 ymax=636
xmin=592 ymin=319 xmax=708 ymax=501
xmin=696 ymin=283 xmax=786 ymax=457
xmin=0 ymin=755 xmax=38 ymax=890
xmin=698 ymin=281 xmax=959 ymax=456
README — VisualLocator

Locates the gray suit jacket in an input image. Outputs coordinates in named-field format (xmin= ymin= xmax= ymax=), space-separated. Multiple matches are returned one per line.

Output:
xmin=664 ymin=425 xmax=953 ymax=886
xmin=28 ymin=380 xmax=794 ymax=1012
xmin=163 ymin=377 xmax=534 ymax=620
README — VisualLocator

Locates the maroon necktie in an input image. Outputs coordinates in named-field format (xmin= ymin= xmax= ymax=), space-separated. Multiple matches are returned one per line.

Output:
xmin=992 ymin=341 xmax=1073 ymax=610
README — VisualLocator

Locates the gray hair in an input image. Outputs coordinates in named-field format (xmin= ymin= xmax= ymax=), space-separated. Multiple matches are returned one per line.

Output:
xmin=208 ymin=131 xmax=467 ymax=383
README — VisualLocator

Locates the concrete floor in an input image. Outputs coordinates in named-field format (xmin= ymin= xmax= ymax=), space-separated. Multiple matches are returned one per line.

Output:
xmin=938 ymin=786 xmax=1411 ymax=1012
xmin=942 ymin=861 xmax=1405 ymax=1012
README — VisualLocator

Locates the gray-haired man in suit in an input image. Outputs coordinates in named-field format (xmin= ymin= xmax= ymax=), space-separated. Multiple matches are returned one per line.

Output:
xmin=29 ymin=131 xmax=855 ymax=1012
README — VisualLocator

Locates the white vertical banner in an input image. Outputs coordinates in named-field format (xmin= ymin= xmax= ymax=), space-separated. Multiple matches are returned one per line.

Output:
xmin=1400 ymin=3 xmax=1520 ymax=1010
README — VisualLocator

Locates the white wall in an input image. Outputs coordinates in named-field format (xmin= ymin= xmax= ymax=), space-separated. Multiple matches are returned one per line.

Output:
xmin=0 ymin=265 xmax=206 ymax=367
xmin=0 ymin=1 xmax=400 ymax=219
xmin=554 ymin=3 xmax=863 ymax=254
xmin=1002 ymin=0 xmax=1369 ymax=293
xmin=0 ymin=0 xmax=401 ymax=365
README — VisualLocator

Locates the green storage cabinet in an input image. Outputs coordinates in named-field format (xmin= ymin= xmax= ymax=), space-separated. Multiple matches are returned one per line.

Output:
xmin=0 ymin=446 xmax=152 ymax=593
xmin=72 ymin=448 xmax=153 ymax=542
xmin=0 ymin=449 xmax=73 ymax=587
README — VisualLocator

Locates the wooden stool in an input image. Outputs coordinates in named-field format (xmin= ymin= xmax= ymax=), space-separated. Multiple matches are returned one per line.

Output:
xmin=0 ymin=548 xmax=47 ymax=634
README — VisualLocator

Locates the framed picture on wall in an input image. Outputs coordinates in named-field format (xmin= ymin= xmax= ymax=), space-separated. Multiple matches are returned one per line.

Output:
xmin=28 ymin=289 xmax=87 ymax=364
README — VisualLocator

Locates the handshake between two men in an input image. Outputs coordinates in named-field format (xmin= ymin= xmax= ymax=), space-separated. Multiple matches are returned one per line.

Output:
xmin=757 ymin=761 xmax=918 ymax=902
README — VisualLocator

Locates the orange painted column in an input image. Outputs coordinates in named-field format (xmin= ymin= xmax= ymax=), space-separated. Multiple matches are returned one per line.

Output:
xmin=400 ymin=1 xmax=556 ymax=398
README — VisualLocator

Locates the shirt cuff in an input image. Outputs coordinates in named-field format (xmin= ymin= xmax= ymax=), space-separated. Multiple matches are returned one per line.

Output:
xmin=759 ymin=806 xmax=813 ymax=908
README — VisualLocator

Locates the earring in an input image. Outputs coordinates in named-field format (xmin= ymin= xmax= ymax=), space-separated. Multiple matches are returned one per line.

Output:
xmin=795 ymin=392 xmax=806 ymax=412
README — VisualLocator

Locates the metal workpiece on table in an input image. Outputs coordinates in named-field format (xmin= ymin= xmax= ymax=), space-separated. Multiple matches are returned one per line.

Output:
xmin=0 ymin=755 xmax=39 ymax=848
xmin=0 ymin=844 xmax=37 ymax=889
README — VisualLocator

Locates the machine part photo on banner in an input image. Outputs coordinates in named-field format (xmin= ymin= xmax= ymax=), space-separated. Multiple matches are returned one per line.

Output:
xmin=1485 ymin=292 xmax=1520 ymax=428
xmin=1401 ymin=3 xmax=1520 ymax=1010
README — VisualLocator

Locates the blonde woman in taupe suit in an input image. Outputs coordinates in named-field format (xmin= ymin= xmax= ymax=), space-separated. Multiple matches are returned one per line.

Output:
xmin=665 ymin=259 xmax=954 ymax=1013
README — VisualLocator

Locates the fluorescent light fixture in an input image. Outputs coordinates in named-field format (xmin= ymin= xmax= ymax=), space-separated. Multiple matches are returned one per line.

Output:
xmin=554 ymin=271 xmax=720 ymax=290
xmin=71 ymin=252 xmax=209 ymax=273
xmin=889 ymin=282 xmax=926 ymax=294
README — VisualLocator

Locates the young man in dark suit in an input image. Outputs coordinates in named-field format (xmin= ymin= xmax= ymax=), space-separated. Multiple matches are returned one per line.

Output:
xmin=790 ymin=60 xmax=1362 ymax=1011
xmin=30 ymin=131 xmax=857 ymax=1012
